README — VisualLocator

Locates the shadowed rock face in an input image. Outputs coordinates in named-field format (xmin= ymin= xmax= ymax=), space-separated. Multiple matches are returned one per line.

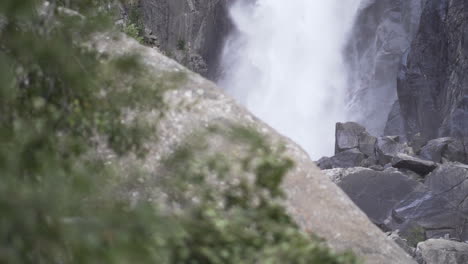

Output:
xmin=95 ymin=34 xmax=416 ymax=264
xmin=391 ymin=153 xmax=437 ymax=176
xmin=386 ymin=164 xmax=468 ymax=243
xmin=324 ymin=167 xmax=424 ymax=226
xmin=139 ymin=0 xmax=232 ymax=78
xmin=419 ymin=137 xmax=466 ymax=163
xmin=320 ymin=121 xmax=468 ymax=253
xmin=346 ymin=0 xmax=424 ymax=135
xmin=396 ymin=0 xmax=468 ymax=140
xmin=384 ymin=100 xmax=406 ymax=137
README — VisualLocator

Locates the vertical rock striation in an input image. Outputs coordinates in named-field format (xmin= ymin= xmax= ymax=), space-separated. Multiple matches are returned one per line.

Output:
xmin=346 ymin=0 xmax=424 ymax=135
xmin=396 ymin=0 xmax=468 ymax=142
xmin=138 ymin=0 xmax=232 ymax=78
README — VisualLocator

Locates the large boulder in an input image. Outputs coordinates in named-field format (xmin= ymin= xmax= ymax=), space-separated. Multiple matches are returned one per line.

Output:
xmin=335 ymin=122 xmax=366 ymax=153
xmin=385 ymin=164 xmax=468 ymax=244
xmin=96 ymin=34 xmax=416 ymax=264
xmin=391 ymin=153 xmax=437 ymax=176
xmin=445 ymin=139 xmax=466 ymax=164
xmin=323 ymin=167 xmax=424 ymax=226
xmin=360 ymin=132 xmax=378 ymax=158
xmin=419 ymin=137 xmax=466 ymax=164
xmin=335 ymin=122 xmax=377 ymax=158
xmin=330 ymin=149 xmax=367 ymax=169
xmin=416 ymin=239 xmax=468 ymax=264
xmin=376 ymin=136 xmax=411 ymax=165
xmin=419 ymin=138 xmax=454 ymax=162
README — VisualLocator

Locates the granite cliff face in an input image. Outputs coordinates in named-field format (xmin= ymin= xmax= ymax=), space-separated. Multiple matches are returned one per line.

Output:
xmin=346 ymin=0 xmax=425 ymax=135
xmin=135 ymin=0 xmax=231 ymax=78
xmin=395 ymin=0 xmax=468 ymax=142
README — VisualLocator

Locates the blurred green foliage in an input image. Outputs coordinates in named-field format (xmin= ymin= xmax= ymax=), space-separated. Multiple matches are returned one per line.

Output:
xmin=123 ymin=23 xmax=144 ymax=43
xmin=177 ymin=39 xmax=186 ymax=51
xmin=122 ymin=0 xmax=144 ymax=43
xmin=0 ymin=1 xmax=359 ymax=263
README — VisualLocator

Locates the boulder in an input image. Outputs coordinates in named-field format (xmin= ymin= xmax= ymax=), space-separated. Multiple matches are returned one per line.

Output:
xmin=420 ymin=138 xmax=455 ymax=163
xmin=361 ymin=156 xmax=378 ymax=168
xmin=376 ymin=136 xmax=411 ymax=165
xmin=409 ymin=133 xmax=429 ymax=154
xmin=335 ymin=122 xmax=366 ymax=153
xmin=391 ymin=153 xmax=437 ymax=176
xmin=317 ymin=149 xmax=367 ymax=169
xmin=385 ymin=164 xmax=468 ymax=243
xmin=388 ymin=232 xmax=416 ymax=258
xmin=370 ymin=164 xmax=385 ymax=171
xmin=416 ymin=239 xmax=468 ymax=264
xmin=359 ymin=132 xmax=378 ymax=158
xmin=316 ymin=156 xmax=333 ymax=170
xmin=444 ymin=139 xmax=466 ymax=164
xmin=425 ymin=164 xmax=468 ymax=207
xmin=324 ymin=167 xmax=424 ymax=226
xmin=331 ymin=149 xmax=367 ymax=168
xmin=97 ymin=34 xmax=417 ymax=264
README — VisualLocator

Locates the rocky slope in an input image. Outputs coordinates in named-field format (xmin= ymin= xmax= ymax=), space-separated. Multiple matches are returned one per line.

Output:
xmin=317 ymin=121 xmax=468 ymax=263
xmin=394 ymin=0 xmax=468 ymax=142
xmin=97 ymin=34 xmax=416 ymax=264
xmin=122 ymin=0 xmax=231 ymax=78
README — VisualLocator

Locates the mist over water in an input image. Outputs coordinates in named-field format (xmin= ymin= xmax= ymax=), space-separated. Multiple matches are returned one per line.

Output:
xmin=220 ymin=0 xmax=361 ymax=159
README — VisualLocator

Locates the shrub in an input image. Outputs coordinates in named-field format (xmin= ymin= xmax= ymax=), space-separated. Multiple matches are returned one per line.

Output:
xmin=177 ymin=39 xmax=186 ymax=50
xmin=123 ymin=23 xmax=144 ymax=43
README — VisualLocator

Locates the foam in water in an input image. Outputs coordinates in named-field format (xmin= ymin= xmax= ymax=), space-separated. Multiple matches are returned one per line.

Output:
xmin=220 ymin=0 xmax=361 ymax=159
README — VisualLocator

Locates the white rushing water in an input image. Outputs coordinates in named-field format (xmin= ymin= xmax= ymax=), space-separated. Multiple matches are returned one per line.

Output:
xmin=220 ymin=0 xmax=361 ymax=159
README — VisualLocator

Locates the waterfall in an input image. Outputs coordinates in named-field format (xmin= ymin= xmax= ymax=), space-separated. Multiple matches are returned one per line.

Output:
xmin=219 ymin=0 xmax=361 ymax=159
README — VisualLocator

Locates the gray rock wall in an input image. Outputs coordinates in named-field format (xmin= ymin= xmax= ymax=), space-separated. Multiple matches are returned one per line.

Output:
xmin=396 ymin=0 xmax=468 ymax=141
xmin=138 ymin=0 xmax=232 ymax=78
xmin=346 ymin=0 xmax=424 ymax=135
